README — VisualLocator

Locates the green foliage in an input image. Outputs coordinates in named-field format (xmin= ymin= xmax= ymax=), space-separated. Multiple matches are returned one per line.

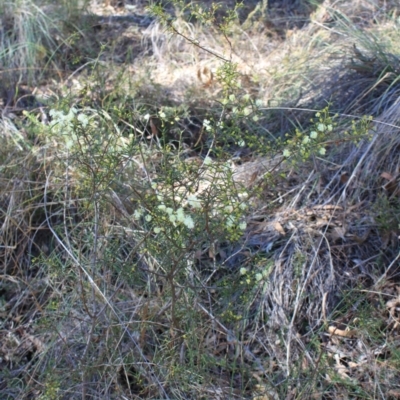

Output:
xmin=283 ymin=107 xmax=373 ymax=164
xmin=3 ymin=1 xmax=397 ymax=398
xmin=38 ymin=379 xmax=60 ymax=400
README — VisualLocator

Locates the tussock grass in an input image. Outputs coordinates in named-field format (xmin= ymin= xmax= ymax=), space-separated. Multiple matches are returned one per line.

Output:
xmin=1 ymin=0 xmax=400 ymax=399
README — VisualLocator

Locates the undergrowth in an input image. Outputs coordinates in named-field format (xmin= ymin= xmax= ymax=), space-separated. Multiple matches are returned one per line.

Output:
xmin=1 ymin=0 xmax=400 ymax=399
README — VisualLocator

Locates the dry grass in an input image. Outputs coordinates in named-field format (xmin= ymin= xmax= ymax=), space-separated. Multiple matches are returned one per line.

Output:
xmin=1 ymin=0 xmax=400 ymax=399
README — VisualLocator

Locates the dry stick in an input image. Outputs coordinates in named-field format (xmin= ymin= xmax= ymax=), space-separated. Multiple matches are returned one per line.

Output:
xmin=81 ymin=197 xmax=102 ymax=399
xmin=43 ymin=171 xmax=169 ymax=399
xmin=61 ymin=155 xmax=99 ymax=398
xmin=167 ymin=22 xmax=231 ymax=63
xmin=81 ymin=315 xmax=99 ymax=399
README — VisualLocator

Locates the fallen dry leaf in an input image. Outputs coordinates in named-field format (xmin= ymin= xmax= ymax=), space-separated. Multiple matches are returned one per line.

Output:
xmin=381 ymin=172 xmax=394 ymax=181
xmin=381 ymin=172 xmax=400 ymax=195
xmin=334 ymin=354 xmax=355 ymax=382
xmin=328 ymin=326 xmax=357 ymax=338
xmin=273 ymin=221 xmax=285 ymax=235
xmin=347 ymin=361 xmax=358 ymax=368
xmin=328 ymin=226 xmax=347 ymax=242
xmin=340 ymin=172 xmax=349 ymax=184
